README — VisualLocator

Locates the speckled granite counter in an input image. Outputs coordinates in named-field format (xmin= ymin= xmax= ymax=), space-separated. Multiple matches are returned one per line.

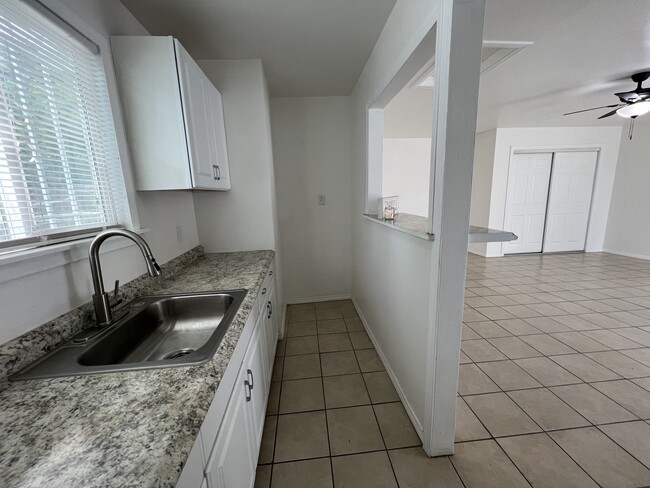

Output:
xmin=0 ymin=249 xmax=274 ymax=488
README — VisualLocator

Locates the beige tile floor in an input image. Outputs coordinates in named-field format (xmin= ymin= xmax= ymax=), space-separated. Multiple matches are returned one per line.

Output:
xmin=257 ymin=252 xmax=650 ymax=487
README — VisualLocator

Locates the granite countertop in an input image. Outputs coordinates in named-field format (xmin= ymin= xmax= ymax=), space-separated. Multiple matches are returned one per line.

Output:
xmin=0 ymin=250 xmax=274 ymax=488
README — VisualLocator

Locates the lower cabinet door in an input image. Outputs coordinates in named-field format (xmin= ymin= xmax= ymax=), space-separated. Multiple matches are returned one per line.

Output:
xmin=205 ymin=367 xmax=254 ymax=488
xmin=246 ymin=320 xmax=267 ymax=461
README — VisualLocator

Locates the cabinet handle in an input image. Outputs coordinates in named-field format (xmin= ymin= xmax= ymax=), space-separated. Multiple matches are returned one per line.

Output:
xmin=212 ymin=164 xmax=221 ymax=181
xmin=247 ymin=368 xmax=254 ymax=389
xmin=244 ymin=380 xmax=251 ymax=402
xmin=261 ymin=287 xmax=267 ymax=295
xmin=269 ymin=270 xmax=273 ymax=276
xmin=267 ymin=301 xmax=272 ymax=319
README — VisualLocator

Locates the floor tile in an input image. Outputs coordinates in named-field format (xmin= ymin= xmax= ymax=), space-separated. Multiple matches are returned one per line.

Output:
xmin=389 ymin=447 xmax=464 ymax=488
xmin=586 ymin=351 xmax=650 ymax=378
xmin=355 ymin=349 xmax=385 ymax=372
xmin=549 ymin=353 xmax=621 ymax=382
xmin=318 ymin=333 xmax=353 ymax=352
xmin=327 ymin=405 xmax=384 ymax=455
xmin=259 ymin=415 xmax=277 ymax=464
xmin=495 ymin=318 xmax=541 ymax=336
xmin=288 ymin=309 xmax=316 ymax=323
xmin=463 ymin=308 xmax=489 ymax=322
xmin=286 ymin=321 xmax=317 ymax=337
xmin=341 ymin=308 xmax=360 ymax=320
xmin=279 ymin=377 xmax=325 ymax=413
xmin=282 ymin=353 xmax=321 ymax=380
xmin=344 ymin=317 xmax=364 ymax=331
xmin=373 ymin=401 xmax=421 ymax=449
xmin=455 ymin=397 xmax=490 ymax=442
xmin=274 ymin=411 xmax=329 ymax=462
xmin=614 ymin=328 xmax=650 ymax=347
xmin=507 ymin=388 xmax=590 ymax=430
xmin=255 ymin=465 xmax=271 ymax=488
xmin=514 ymin=357 xmax=581 ymax=386
xmin=323 ymin=374 xmax=370 ymax=408
xmin=272 ymin=356 xmax=284 ymax=382
xmin=550 ymin=384 xmax=637 ymax=424
xmin=487 ymin=336 xmax=542 ymax=359
xmin=464 ymin=392 xmax=541 ymax=437
xmin=364 ymin=371 xmax=399 ymax=403
xmin=462 ymin=324 xmax=481 ymax=340
xmin=520 ymin=334 xmax=576 ymax=355
xmin=349 ymin=331 xmax=373 ymax=349
xmin=474 ymin=306 xmax=516 ymax=320
xmin=524 ymin=317 xmax=571 ymax=333
xmin=317 ymin=318 xmax=347 ymax=335
xmin=316 ymin=308 xmax=343 ymax=320
xmin=497 ymin=433 xmax=598 ymax=488
xmin=320 ymin=351 xmax=360 ymax=376
xmin=285 ymin=336 xmax=319 ymax=356
xmin=457 ymin=364 xmax=500 ymax=396
xmin=275 ymin=339 xmax=286 ymax=357
xmin=549 ymin=332 xmax=610 ymax=353
xmin=451 ymin=439 xmax=531 ymax=488
xmin=332 ymin=451 xmax=397 ymax=488
xmin=267 ymin=382 xmax=280 ymax=415
xmin=550 ymin=427 xmax=650 ymax=488
xmin=598 ymin=421 xmax=650 ymax=469
xmin=461 ymin=339 xmax=507 ymax=362
xmin=271 ymin=457 xmax=332 ymax=488
xmin=477 ymin=360 xmax=542 ymax=390
xmin=621 ymin=347 xmax=650 ymax=367
xmin=591 ymin=379 xmax=650 ymax=418
xmin=553 ymin=314 xmax=602 ymax=331
xmin=582 ymin=330 xmax=643 ymax=349
xmin=466 ymin=321 xmax=511 ymax=338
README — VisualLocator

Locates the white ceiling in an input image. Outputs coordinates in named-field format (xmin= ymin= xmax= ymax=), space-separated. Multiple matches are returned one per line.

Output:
xmin=119 ymin=0 xmax=396 ymax=97
xmin=477 ymin=0 xmax=650 ymax=131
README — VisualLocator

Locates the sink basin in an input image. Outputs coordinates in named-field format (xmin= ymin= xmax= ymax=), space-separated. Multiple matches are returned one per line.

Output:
xmin=10 ymin=290 xmax=247 ymax=381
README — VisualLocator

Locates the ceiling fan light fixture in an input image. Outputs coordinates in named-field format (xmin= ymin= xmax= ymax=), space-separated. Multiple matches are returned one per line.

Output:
xmin=616 ymin=101 xmax=650 ymax=118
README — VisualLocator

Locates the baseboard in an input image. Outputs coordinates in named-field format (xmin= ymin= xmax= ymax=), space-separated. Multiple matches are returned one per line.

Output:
xmin=602 ymin=249 xmax=650 ymax=261
xmin=351 ymin=296 xmax=425 ymax=439
xmin=285 ymin=294 xmax=352 ymax=305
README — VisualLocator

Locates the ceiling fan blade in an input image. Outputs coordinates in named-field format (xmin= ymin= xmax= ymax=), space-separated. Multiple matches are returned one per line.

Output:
xmin=563 ymin=104 xmax=622 ymax=116
xmin=597 ymin=107 xmax=621 ymax=119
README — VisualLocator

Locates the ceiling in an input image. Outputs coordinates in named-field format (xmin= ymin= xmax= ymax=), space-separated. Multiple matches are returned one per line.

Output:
xmin=119 ymin=0 xmax=396 ymax=97
xmin=477 ymin=0 xmax=650 ymax=131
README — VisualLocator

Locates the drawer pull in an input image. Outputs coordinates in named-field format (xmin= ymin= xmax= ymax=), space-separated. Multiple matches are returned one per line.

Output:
xmin=247 ymin=368 xmax=254 ymax=389
xmin=261 ymin=287 xmax=267 ymax=295
xmin=269 ymin=270 xmax=273 ymax=276
xmin=244 ymin=380 xmax=251 ymax=402
xmin=267 ymin=301 xmax=273 ymax=319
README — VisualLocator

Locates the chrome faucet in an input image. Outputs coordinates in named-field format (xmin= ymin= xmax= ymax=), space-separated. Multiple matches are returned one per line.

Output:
xmin=89 ymin=229 xmax=161 ymax=327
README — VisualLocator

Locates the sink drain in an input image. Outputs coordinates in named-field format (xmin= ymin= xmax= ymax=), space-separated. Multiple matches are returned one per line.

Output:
xmin=163 ymin=349 xmax=195 ymax=360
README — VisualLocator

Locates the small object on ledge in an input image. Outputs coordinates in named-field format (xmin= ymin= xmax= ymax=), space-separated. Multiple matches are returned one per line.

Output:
xmin=378 ymin=196 xmax=399 ymax=221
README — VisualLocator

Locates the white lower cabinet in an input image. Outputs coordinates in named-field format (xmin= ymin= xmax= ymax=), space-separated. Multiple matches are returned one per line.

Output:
xmin=181 ymin=261 xmax=277 ymax=488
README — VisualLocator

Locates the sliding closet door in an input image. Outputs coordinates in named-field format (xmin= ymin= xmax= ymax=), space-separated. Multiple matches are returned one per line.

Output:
xmin=543 ymin=151 xmax=597 ymax=252
xmin=502 ymin=153 xmax=553 ymax=254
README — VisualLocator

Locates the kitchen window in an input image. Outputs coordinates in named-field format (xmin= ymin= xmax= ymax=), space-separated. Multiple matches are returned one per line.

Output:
xmin=0 ymin=0 xmax=130 ymax=252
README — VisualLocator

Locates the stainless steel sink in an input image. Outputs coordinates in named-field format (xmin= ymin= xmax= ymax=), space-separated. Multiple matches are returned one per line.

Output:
xmin=11 ymin=290 xmax=247 ymax=381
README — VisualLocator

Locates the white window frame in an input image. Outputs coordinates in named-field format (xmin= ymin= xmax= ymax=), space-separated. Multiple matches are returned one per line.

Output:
xmin=0 ymin=0 xmax=144 ymax=279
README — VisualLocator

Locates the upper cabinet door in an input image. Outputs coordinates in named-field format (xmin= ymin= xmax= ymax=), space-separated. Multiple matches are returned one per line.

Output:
xmin=206 ymin=86 xmax=231 ymax=190
xmin=175 ymin=40 xmax=224 ymax=190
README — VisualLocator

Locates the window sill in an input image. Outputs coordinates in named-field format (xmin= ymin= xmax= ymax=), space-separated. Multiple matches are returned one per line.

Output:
xmin=363 ymin=213 xmax=436 ymax=241
xmin=0 ymin=228 xmax=150 ymax=285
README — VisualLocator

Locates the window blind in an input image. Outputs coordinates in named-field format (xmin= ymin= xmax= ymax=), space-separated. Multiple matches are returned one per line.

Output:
xmin=0 ymin=0 xmax=128 ymax=251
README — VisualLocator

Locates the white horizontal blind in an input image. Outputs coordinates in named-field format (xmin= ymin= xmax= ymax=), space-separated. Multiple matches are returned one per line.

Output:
xmin=0 ymin=0 xmax=128 ymax=250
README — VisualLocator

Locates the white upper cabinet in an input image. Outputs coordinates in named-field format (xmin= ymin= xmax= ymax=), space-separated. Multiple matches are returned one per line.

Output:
xmin=111 ymin=36 xmax=231 ymax=191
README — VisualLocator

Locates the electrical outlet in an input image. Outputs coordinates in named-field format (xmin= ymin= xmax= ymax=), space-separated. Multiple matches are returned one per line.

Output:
xmin=176 ymin=225 xmax=183 ymax=243
xmin=318 ymin=194 xmax=326 ymax=205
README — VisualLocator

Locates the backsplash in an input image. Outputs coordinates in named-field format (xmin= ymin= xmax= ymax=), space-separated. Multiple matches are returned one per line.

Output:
xmin=0 ymin=246 xmax=204 ymax=387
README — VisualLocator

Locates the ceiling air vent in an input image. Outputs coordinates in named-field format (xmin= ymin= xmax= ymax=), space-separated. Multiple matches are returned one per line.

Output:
xmin=412 ymin=40 xmax=533 ymax=88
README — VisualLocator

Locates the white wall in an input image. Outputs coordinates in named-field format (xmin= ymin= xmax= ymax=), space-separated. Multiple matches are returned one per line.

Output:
xmin=193 ymin=60 xmax=278 ymax=253
xmin=469 ymin=126 xmax=622 ymax=257
xmin=604 ymin=121 xmax=650 ymax=260
xmin=468 ymin=129 xmax=496 ymax=255
xmin=0 ymin=0 xmax=201 ymax=345
xmin=270 ymin=97 xmax=353 ymax=302
xmin=382 ymin=138 xmax=431 ymax=217
xmin=351 ymin=0 xmax=443 ymax=439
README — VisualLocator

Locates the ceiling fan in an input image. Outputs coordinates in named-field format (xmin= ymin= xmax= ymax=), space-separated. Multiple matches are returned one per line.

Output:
xmin=564 ymin=71 xmax=650 ymax=139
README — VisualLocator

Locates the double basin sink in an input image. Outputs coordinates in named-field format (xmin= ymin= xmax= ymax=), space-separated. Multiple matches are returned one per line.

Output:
xmin=11 ymin=290 xmax=247 ymax=381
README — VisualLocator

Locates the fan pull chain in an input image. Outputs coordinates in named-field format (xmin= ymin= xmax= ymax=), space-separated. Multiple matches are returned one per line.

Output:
xmin=629 ymin=117 xmax=636 ymax=140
